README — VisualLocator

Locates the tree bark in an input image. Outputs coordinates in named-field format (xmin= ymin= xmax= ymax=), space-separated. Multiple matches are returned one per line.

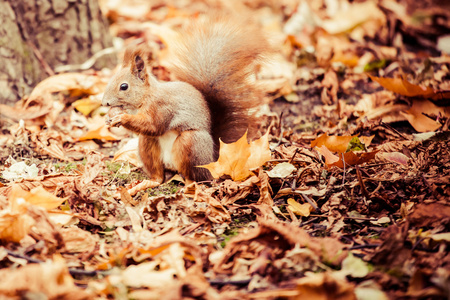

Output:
xmin=0 ymin=0 xmax=116 ymax=105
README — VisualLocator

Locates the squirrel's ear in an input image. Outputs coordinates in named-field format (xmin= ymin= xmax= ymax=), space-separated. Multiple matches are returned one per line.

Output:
xmin=123 ymin=44 xmax=151 ymax=82
xmin=133 ymin=54 xmax=147 ymax=81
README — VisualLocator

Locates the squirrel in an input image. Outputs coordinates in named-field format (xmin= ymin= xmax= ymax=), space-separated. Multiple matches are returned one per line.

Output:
xmin=102 ymin=16 xmax=270 ymax=183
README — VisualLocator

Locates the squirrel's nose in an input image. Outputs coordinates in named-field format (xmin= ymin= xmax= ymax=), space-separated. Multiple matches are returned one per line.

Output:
xmin=101 ymin=96 xmax=110 ymax=107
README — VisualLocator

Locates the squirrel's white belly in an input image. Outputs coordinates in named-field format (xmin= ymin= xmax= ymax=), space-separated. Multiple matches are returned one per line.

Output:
xmin=158 ymin=130 xmax=178 ymax=170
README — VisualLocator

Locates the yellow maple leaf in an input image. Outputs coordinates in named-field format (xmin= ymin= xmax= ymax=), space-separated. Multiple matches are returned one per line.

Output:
xmin=247 ymin=130 xmax=271 ymax=170
xmin=200 ymin=131 xmax=271 ymax=181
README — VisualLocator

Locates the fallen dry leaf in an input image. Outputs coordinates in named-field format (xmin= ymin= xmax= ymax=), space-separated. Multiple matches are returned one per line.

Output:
xmin=9 ymin=185 xmax=67 ymax=210
xmin=0 ymin=209 xmax=35 ymax=243
xmin=287 ymin=198 xmax=313 ymax=217
xmin=0 ymin=257 xmax=91 ymax=299
xmin=113 ymin=137 xmax=143 ymax=167
xmin=400 ymin=99 xmax=450 ymax=132
xmin=311 ymin=133 xmax=374 ymax=153
xmin=321 ymin=1 xmax=384 ymax=35
xmin=72 ymin=96 xmax=102 ymax=116
xmin=0 ymin=73 xmax=105 ymax=122
xmin=200 ymin=131 xmax=271 ymax=181
xmin=213 ymin=218 xmax=347 ymax=275
xmin=267 ymin=162 xmax=296 ymax=178
xmin=381 ymin=152 xmax=409 ymax=165
xmin=61 ymin=227 xmax=97 ymax=253
xmin=195 ymin=188 xmax=231 ymax=223
xmin=315 ymin=145 xmax=378 ymax=168
xmin=295 ymin=272 xmax=357 ymax=300
xmin=78 ymin=124 xmax=120 ymax=141
xmin=369 ymin=75 xmax=450 ymax=100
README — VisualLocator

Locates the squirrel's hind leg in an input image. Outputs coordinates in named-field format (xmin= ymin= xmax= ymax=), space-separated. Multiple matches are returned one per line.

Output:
xmin=172 ymin=130 xmax=214 ymax=182
xmin=139 ymin=135 xmax=165 ymax=183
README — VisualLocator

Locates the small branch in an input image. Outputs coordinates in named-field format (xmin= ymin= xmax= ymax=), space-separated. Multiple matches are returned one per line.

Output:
xmin=356 ymin=165 xmax=370 ymax=200
xmin=381 ymin=121 xmax=409 ymax=140
xmin=208 ymin=278 xmax=251 ymax=286
xmin=300 ymin=193 xmax=320 ymax=213
xmin=69 ymin=268 xmax=111 ymax=277
xmin=5 ymin=249 xmax=43 ymax=264
xmin=342 ymin=153 xmax=346 ymax=186
xmin=5 ymin=249 xmax=110 ymax=277
xmin=349 ymin=244 xmax=380 ymax=250
xmin=55 ymin=47 xmax=117 ymax=73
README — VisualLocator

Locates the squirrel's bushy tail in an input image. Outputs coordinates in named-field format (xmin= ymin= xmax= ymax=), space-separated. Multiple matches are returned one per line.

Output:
xmin=169 ymin=16 xmax=270 ymax=148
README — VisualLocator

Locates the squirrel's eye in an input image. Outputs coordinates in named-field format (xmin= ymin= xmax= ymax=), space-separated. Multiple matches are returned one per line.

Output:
xmin=120 ymin=83 xmax=128 ymax=91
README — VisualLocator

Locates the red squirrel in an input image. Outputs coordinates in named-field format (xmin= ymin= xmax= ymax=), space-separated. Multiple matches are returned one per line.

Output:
xmin=102 ymin=17 xmax=270 ymax=183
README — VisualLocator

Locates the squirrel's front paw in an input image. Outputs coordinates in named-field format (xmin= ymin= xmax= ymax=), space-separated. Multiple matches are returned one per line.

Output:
xmin=106 ymin=107 xmax=125 ymax=127
xmin=108 ymin=114 xmax=123 ymax=127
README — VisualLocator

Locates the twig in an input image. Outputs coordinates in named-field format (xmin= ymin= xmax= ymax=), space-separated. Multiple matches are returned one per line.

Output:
xmin=308 ymin=214 xmax=378 ymax=222
xmin=267 ymin=158 xmax=312 ymax=164
xmin=208 ymin=278 xmax=251 ymax=286
xmin=359 ymin=162 xmax=393 ymax=168
xmin=342 ymin=153 xmax=346 ymax=186
xmin=55 ymin=47 xmax=117 ymax=73
xmin=356 ymin=165 xmax=370 ymax=200
xmin=349 ymin=244 xmax=380 ymax=250
xmin=271 ymin=112 xmax=284 ymax=149
xmin=5 ymin=249 xmax=43 ymax=264
xmin=300 ymin=193 xmax=320 ymax=213
xmin=288 ymin=148 xmax=300 ymax=164
xmin=299 ymin=217 xmax=318 ymax=227
xmin=5 ymin=249 xmax=110 ymax=277
xmin=381 ymin=121 xmax=409 ymax=140
xmin=69 ymin=268 xmax=111 ymax=277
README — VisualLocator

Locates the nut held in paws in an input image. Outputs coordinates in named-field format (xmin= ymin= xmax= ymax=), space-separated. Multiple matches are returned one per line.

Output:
xmin=106 ymin=107 xmax=124 ymax=125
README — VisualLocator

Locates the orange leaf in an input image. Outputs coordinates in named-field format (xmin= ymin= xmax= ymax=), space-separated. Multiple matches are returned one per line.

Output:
xmin=338 ymin=151 xmax=378 ymax=167
xmin=78 ymin=124 xmax=119 ymax=141
xmin=311 ymin=133 xmax=374 ymax=153
xmin=369 ymin=75 xmax=450 ymax=100
xmin=0 ymin=212 xmax=35 ymax=243
xmin=400 ymin=99 xmax=449 ymax=132
xmin=316 ymin=146 xmax=378 ymax=168
xmin=247 ymin=130 xmax=272 ymax=170
xmin=316 ymin=145 xmax=340 ymax=166
xmin=199 ymin=131 xmax=271 ymax=181
xmin=8 ymin=184 xmax=67 ymax=211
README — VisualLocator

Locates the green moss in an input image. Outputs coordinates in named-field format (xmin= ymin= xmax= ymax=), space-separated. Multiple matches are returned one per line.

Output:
xmin=219 ymin=228 xmax=240 ymax=248
xmin=104 ymin=161 xmax=148 ymax=185
xmin=364 ymin=59 xmax=389 ymax=72
xmin=218 ymin=216 xmax=254 ymax=248
xmin=147 ymin=181 xmax=181 ymax=197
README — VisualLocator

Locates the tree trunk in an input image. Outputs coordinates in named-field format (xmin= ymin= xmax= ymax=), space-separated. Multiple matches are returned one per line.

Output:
xmin=0 ymin=0 xmax=116 ymax=105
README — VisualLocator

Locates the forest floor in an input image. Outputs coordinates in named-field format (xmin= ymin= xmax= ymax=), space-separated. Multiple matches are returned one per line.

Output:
xmin=0 ymin=0 xmax=449 ymax=299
